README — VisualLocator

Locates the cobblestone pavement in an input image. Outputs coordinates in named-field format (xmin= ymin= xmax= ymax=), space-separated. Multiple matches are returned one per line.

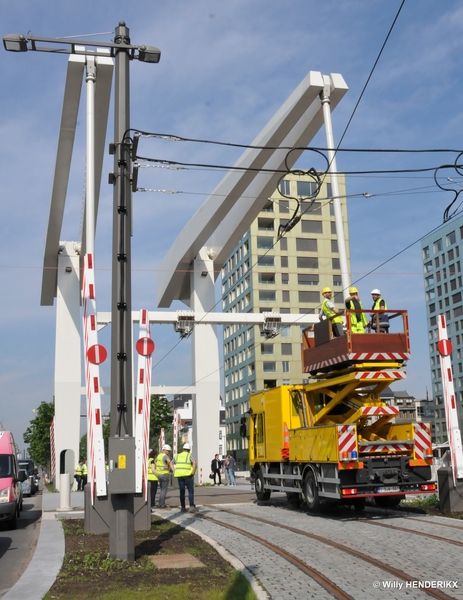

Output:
xmin=161 ymin=494 xmax=463 ymax=600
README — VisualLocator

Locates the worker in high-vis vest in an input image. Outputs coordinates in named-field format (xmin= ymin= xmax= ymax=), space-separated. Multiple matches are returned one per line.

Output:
xmin=319 ymin=287 xmax=344 ymax=337
xmin=155 ymin=445 xmax=175 ymax=509
xmin=81 ymin=460 xmax=88 ymax=489
xmin=147 ymin=449 xmax=159 ymax=512
xmin=369 ymin=288 xmax=390 ymax=333
xmin=174 ymin=442 xmax=197 ymax=513
xmin=74 ymin=462 xmax=83 ymax=491
xmin=345 ymin=286 xmax=368 ymax=334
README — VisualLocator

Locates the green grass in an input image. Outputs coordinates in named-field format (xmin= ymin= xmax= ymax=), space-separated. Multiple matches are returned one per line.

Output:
xmin=404 ymin=494 xmax=439 ymax=507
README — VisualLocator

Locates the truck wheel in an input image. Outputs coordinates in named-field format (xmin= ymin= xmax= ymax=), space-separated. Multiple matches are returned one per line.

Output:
xmin=303 ymin=469 xmax=320 ymax=511
xmin=255 ymin=470 xmax=271 ymax=502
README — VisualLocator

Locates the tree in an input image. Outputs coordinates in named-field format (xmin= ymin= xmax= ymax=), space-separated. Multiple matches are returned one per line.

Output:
xmin=23 ymin=400 xmax=55 ymax=467
xmin=149 ymin=395 xmax=173 ymax=449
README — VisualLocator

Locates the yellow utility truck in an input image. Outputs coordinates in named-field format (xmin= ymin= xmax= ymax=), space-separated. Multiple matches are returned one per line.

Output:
xmin=249 ymin=309 xmax=436 ymax=510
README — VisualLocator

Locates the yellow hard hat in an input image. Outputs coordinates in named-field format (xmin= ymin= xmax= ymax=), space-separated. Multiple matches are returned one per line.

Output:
xmin=349 ymin=286 xmax=358 ymax=294
xmin=322 ymin=287 xmax=332 ymax=294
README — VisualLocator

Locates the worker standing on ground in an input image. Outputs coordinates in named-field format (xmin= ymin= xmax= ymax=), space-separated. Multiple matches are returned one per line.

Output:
xmin=81 ymin=460 xmax=88 ymax=489
xmin=147 ymin=449 xmax=159 ymax=513
xmin=174 ymin=442 xmax=197 ymax=513
xmin=210 ymin=454 xmax=223 ymax=485
xmin=156 ymin=444 xmax=175 ymax=508
xmin=74 ymin=462 xmax=83 ymax=491
xmin=319 ymin=287 xmax=344 ymax=337
xmin=345 ymin=287 xmax=367 ymax=334
xmin=369 ymin=289 xmax=389 ymax=333
xmin=225 ymin=453 xmax=236 ymax=486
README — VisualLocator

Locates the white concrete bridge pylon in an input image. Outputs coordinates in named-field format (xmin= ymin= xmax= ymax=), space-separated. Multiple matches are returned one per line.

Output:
xmin=156 ymin=71 xmax=348 ymax=307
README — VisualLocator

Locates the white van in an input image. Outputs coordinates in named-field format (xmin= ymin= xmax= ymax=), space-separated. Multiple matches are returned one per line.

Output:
xmin=0 ymin=431 xmax=23 ymax=529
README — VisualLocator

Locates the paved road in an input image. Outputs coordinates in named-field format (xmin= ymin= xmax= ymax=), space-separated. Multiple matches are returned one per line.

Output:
xmin=0 ymin=494 xmax=42 ymax=598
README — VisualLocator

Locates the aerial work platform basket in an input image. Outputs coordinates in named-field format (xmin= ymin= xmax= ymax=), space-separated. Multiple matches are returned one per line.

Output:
xmin=302 ymin=309 xmax=410 ymax=375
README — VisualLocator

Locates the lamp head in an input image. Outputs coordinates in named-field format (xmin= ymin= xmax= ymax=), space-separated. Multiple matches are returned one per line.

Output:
xmin=3 ymin=34 xmax=28 ymax=52
xmin=138 ymin=45 xmax=161 ymax=63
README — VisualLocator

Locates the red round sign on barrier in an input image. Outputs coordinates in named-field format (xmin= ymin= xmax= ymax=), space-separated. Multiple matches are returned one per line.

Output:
xmin=87 ymin=344 xmax=108 ymax=364
xmin=136 ymin=337 xmax=155 ymax=356
xmin=437 ymin=339 xmax=453 ymax=357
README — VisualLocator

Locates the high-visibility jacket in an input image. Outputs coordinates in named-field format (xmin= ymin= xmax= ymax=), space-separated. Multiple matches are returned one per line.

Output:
xmin=173 ymin=451 xmax=194 ymax=478
xmin=81 ymin=463 xmax=88 ymax=476
xmin=147 ymin=458 xmax=158 ymax=481
xmin=372 ymin=298 xmax=387 ymax=311
xmin=155 ymin=453 xmax=170 ymax=475
xmin=371 ymin=298 xmax=389 ymax=330
xmin=75 ymin=465 xmax=83 ymax=476
xmin=346 ymin=299 xmax=367 ymax=333
xmin=321 ymin=299 xmax=343 ymax=324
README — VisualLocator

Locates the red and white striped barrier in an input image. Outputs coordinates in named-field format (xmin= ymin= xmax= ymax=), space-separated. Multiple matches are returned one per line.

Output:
xmin=50 ymin=417 xmax=56 ymax=482
xmin=173 ymin=410 xmax=180 ymax=456
xmin=159 ymin=428 xmax=165 ymax=452
xmin=82 ymin=253 xmax=106 ymax=500
xmin=135 ymin=309 xmax=153 ymax=498
xmin=437 ymin=314 xmax=463 ymax=481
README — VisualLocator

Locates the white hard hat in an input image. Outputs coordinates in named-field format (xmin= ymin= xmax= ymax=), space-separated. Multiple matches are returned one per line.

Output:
xmin=162 ymin=444 xmax=172 ymax=451
xmin=183 ymin=443 xmax=191 ymax=450
xmin=148 ymin=448 xmax=153 ymax=453
xmin=370 ymin=288 xmax=381 ymax=295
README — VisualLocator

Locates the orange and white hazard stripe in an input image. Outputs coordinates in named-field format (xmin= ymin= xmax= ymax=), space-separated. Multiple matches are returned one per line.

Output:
xmin=355 ymin=371 xmax=406 ymax=380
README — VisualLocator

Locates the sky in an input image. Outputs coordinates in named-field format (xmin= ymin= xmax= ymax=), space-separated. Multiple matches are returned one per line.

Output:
xmin=1 ymin=0 xmax=463 ymax=451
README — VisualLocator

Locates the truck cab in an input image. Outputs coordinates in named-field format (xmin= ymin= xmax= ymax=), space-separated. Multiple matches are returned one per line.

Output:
xmin=0 ymin=431 xmax=22 ymax=529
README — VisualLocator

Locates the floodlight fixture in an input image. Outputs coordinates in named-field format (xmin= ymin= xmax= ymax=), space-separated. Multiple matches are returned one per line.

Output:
xmin=3 ymin=30 xmax=161 ymax=62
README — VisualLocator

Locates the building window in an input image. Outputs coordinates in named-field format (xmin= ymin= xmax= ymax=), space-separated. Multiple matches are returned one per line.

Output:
xmin=281 ymin=344 xmax=292 ymax=355
xmin=281 ymin=326 xmax=290 ymax=337
xmin=434 ymin=239 xmax=442 ymax=252
xmin=263 ymin=362 xmax=276 ymax=372
xmin=258 ymin=218 xmax=274 ymax=231
xmin=333 ymin=275 xmax=342 ymax=287
xmin=264 ymin=379 xmax=277 ymax=389
xmin=259 ymin=290 xmax=276 ymax=302
xmin=331 ymin=239 xmax=339 ymax=253
xmin=448 ymin=248 xmax=455 ymax=261
xmin=429 ymin=303 xmax=435 ymax=313
xmin=454 ymin=306 xmax=463 ymax=318
xmin=301 ymin=200 xmax=322 ymax=215
xmin=297 ymin=257 xmax=318 ymax=269
xmin=279 ymin=180 xmax=290 ymax=195
xmin=261 ymin=343 xmax=274 ymax=354
xmin=281 ymin=273 xmax=289 ymax=285
xmin=258 ymin=255 xmax=274 ymax=267
xmin=297 ymin=180 xmax=318 ymax=197
xmin=332 ymin=258 xmax=340 ymax=270
xmin=279 ymin=237 xmax=288 ymax=251
xmin=301 ymin=220 xmax=323 ymax=234
xmin=425 ymin=275 xmax=435 ymax=287
xmin=298 ymin=274 xmax=319 ymax=285
xmin=258 ymin=272 xmax=276 ymax=284
xmin=282 ymin=361 xmax=290 ymax=373
xmin=299 ymin=291 xmax=319 ymax=303
xmin=446 ymin=231 xmax=456 ymax=246
xmin=282 ymin=290 xmax=290 ymax=302
xmin=424 ymin=261 xmax=433 ymax=273
xmin=257 ymin=236 xmax=273 ymax=250
xmin=423 ymin=246 xmax=430 ymax=259
xmin=281 ymin=256 xmax=288 ymax=268
xmin=279 ymin=199 xmax=290 ymax=213
xmin=296 ymin=238 xmax=317 ymax=252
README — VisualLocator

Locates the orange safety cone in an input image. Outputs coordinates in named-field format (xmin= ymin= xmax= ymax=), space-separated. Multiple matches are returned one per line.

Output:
xmin=281 ymin=422 xmax=290 ymax=459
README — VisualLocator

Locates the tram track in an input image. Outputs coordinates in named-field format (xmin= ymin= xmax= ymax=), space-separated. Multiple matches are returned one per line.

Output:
xmin=198 ymin=506 xmax=458 ymax=600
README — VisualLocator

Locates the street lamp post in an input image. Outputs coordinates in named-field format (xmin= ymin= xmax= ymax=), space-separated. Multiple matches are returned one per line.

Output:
xmin=3 ymin=22 xmax=161 ymax=561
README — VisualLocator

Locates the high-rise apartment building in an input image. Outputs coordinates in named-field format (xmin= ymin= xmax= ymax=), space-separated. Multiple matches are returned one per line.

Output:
xmin=222 ymin=172 xmax=349 ymax=469
xmin=421 ymin=216 xmax=463 ymax=444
